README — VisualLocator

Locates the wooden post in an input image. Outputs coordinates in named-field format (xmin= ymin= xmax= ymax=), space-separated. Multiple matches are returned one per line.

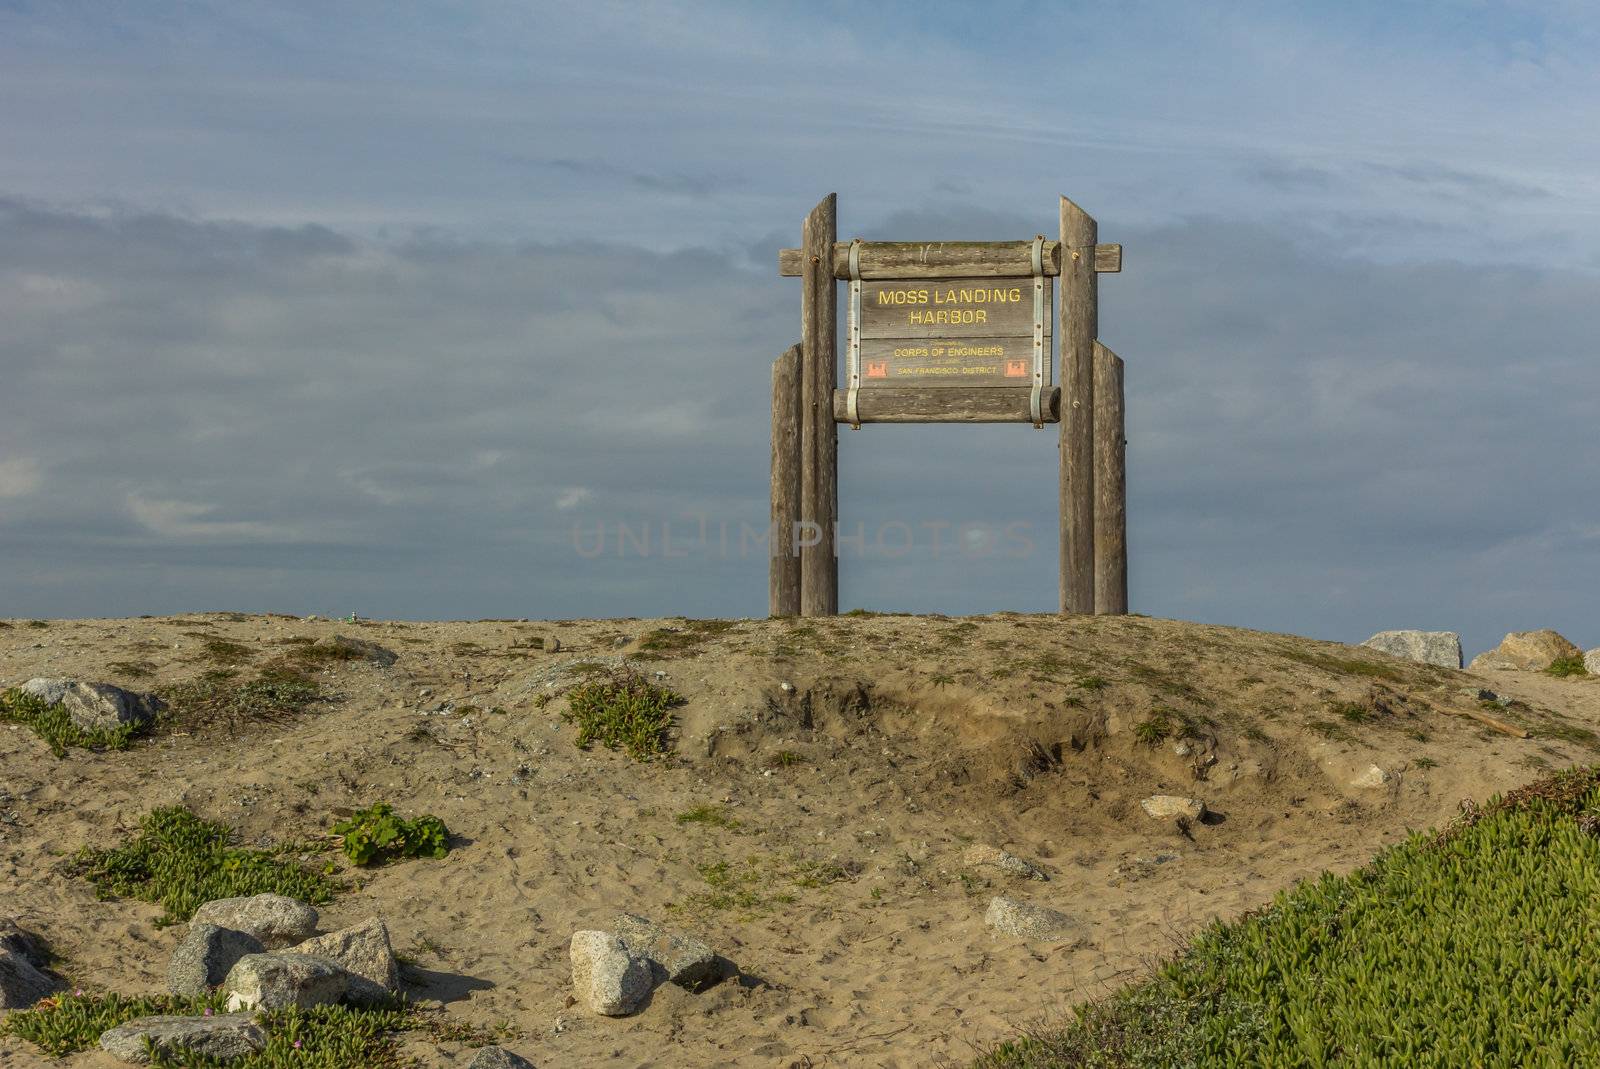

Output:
xmin=1059 ymin=196 xmax=1097 ymax=614
xmin=799 ymin=194 xmax=839 ymax=616
xmin=1093 ymin=342 xmax=1127 ymax=615
xmin=769 ymin=343 xmax=803 ymax=616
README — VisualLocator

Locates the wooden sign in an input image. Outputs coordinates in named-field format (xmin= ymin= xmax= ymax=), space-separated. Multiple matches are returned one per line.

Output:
xmin=854 ymin=278 xmax=1052 ymax=389
xmin=772 ymin=196 xmax=1127 ymax=619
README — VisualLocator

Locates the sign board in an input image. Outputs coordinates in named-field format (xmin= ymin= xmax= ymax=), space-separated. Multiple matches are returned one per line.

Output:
xmin=854 ymin=278 xmax=1052 ymax=388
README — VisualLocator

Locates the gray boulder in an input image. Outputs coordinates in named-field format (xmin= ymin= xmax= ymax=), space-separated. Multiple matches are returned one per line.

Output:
xmin=569 ymin=930 xmax=652 ymax=1016
xmin=613 ymin=913 xmax=721 ymax=991
xmin=985 ymin=897 xmax=1075 ymax=941
xmin=99 ymin=1014 xmax=266 ymax=1064
xmin=292 ymin=917 xmax=398 ymax=1005
xmin=167 ymin=922 xmax=265 ymax=995
xmin=962 ymin=844 xmax=1047 ymax=881
xmin=192 ymin=894 xmax=318 ymax=949
xmin=1360 ymin=630 xmax=1462 ymax=670
xmin=469 ymin=1047 xmax=536 ymax=1069
xmin=1585 ymin=649 xmax=1600 ymax=676
xmin=222 ymin=952 xmax=348 ymax=1012
xmin=19 ymin=678 xmax=160 ymax=733
xmin=317 ymin=635 xmax=398 ymax=666
xmin=0 ymin=918 xmax=59 ymax=1009
xmin=1469 ymin=630 xmax=1582 ymax=672
xmin=1140 ymin=795 xmax=1207 ymax=822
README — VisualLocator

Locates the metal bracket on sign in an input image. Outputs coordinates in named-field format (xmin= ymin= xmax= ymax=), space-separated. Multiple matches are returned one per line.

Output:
xmin=846 ymin=239 xmax=863 ymax=429
xmin=1029 ymin=235 xmax=1046 ymax=428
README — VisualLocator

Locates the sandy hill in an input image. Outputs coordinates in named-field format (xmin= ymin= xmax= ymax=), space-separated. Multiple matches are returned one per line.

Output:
xmin=1 ymin=612 xmax=1596 ymax=1067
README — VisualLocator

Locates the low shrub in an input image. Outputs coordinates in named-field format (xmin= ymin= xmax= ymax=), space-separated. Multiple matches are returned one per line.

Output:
xmin=0 ymin=994 xmax=413 ymax=1068
xmin=1548 ymin=655 xmax=1589 ymax=678
xmin=69 ymin=806 xmax=337 ymax=925
xmin=562 ymin=669 xmax=681 ymax=760
xmin=331 ymin=802 xmax=450 ymax=866
xmin=0 ymin=687 xmax=144 ymax=757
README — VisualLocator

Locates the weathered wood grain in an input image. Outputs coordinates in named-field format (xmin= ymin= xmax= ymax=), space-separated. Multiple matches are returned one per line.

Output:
xmin=831 ymin=387 xmax=1060 ymax=423
xmin=781 ymin=240 xmax=1061 ymax=279
xmin=780 ymin=241 xmax=1123 ymax=278
xmin=799 ymin=195 xmax=838 ymax=617
xmin=770 ymin=343 xmax=803 ymax=616
xmin=1093 ymin=243 xmax=1123 ymax=273
xmin=1092 ymin=342 xmax=1127 ymax=615
xmin=1060 ymin=196 xmax=1097 ymax=614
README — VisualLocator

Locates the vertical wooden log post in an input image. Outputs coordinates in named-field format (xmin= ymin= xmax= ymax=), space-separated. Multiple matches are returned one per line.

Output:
xmin=1059 ymin=196 xmax=1097 ymax=614
xmin=769 ymin=343 xmax=803 ymax=616
xmin=1093 ymin=342 xmax=1127 ymax=615
xmin=799 ymin=194 xmax=839 ymax=616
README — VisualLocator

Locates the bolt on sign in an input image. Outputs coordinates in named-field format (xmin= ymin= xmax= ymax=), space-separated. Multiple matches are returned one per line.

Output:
xmin=772 ymin=196 xmax=1127 ymax=620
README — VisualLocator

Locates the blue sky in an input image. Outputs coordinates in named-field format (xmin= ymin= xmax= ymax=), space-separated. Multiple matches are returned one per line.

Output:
xmin=1 ymin=2 xmax=1596 ymax=655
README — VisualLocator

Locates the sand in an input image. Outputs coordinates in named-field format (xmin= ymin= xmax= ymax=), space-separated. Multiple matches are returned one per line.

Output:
xmin=1 ymin=612 xmax=1596 ymax=1067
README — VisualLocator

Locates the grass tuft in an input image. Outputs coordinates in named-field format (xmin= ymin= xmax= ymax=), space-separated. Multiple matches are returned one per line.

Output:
xmin=68 ymin=806 xmax=337 ymax=925
xmin=157 ymin=667 xmax=320 ymax=734
xmin=563 ymin=668 xmax=682 ymax=760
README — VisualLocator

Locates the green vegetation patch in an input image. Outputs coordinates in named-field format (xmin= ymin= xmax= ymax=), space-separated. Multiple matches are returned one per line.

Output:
xmin=0 ymin=994 xmax=413 ymax=1068
xmin=675 ymin=804 xmax=742 ymax=830
xmin=635 ymin=618 xmax=740 ymax=659
xmin=1548 ymin=655 xmax=1590 ymax=678
xmin=0 ymin=687 xmax=146 ymax=758
xmin=678 ymin=853 xmax=851 ymax=917
xmin=332 ymin=802 xmax=451 ymax=866
xmin=69 ymin=806 xmax=337 ymax=925
xmin=976 ymin=766 xmax=1600 ymax=1068
xmin=1276 ymin=646 xmax=1405 ymax=682
xmin=563 ymin=668 xmax=682 ymax=760
xmin=0 ymin=992 xmax=226 ymax=1056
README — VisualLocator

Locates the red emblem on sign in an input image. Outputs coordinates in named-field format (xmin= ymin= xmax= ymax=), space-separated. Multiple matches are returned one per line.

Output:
xmin=866 ymin=361 xmax=888 ymax=379
xmin=1004 ymin=359 xmax=1029 ymax=377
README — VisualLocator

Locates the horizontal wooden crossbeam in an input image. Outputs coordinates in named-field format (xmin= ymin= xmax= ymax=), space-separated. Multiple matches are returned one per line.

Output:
xmin=831 ymin=386 xmax=1060 ymax=424
xmin=779 ymin=241 xmax=1120 ymax=279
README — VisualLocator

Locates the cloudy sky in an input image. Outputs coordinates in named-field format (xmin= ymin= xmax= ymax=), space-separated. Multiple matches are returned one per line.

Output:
xmin=2 ymin=2 xmax=1596 ymax=655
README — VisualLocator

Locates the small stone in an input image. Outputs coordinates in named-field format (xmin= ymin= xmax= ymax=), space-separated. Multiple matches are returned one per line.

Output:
xmin=984 ymin=897 xmax=1075 ymax=940
xmin=1173 ymin=741 xmax=1192 ymax=757
xmin=614 ymin=913 xmax=721 ymax=990
xmin=1360 ymin=630 xmax=1463 ymax=670
xmin=1140 ymin=795 xmax=1207 ymax=822
xmin=99 ymin=1014 xmax=266 ymax=1064
xmin=291 ymin=917 xmax=398 ymax=1005
xmin=315 ymin=635 xmax=398 ymax=666
xmin=547 ymin=636 xmax=562 ymax=653
xmin=1469 ymin=630 xmax=1582 ymax=672
xmin=569 ymin=930 xmax=652 ymax=1016
xmin=612 ymin=636 xmax=629 ymax=648
xmin=18 ymin=678 xmax=161 ymax=733
xmin=167 ymin=923 xmax=265 ymax=995
xmin=962 ymin=844 xmax=1047 ymax=881
xmin=222 ymin=953 xmax=347 ymax=1012
xmin=468 ymin=1045 xmax=537 ymax=1069
xmin=192 ymin=894 xmax=318 ymax=950
xmin=1351 ymin=765 xmax=1392 ymax=789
